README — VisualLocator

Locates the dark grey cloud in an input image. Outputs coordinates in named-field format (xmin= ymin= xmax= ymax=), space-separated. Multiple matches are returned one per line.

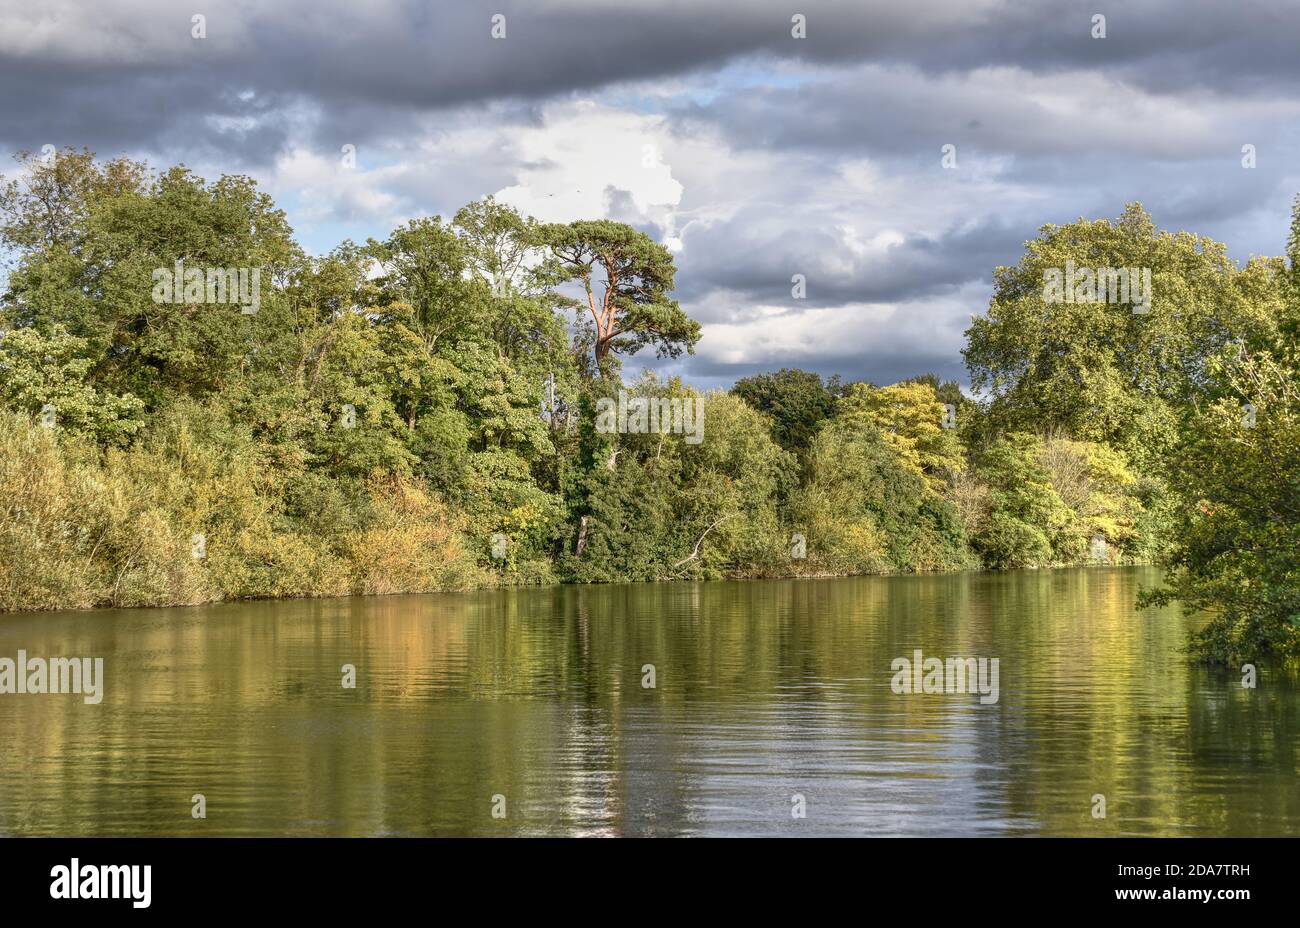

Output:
xmin=674 ymin=212 xmax=1027 ymax=310
xmin=3 ymin=1 xmax=1300 ymax=163
xmin=671 ymin=67 xmax=1280 ymax=163
xmin=665 ymin=351 xmax=971 ymax=395
xmin=3 ymin=0 xmax=1298 ymax=391
xmin=0 ymin=58 xmax=292 ymax=169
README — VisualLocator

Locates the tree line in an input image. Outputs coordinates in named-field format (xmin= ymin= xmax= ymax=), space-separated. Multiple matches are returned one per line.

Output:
xmin=1 ymin=150 xmax=1295 ymax=666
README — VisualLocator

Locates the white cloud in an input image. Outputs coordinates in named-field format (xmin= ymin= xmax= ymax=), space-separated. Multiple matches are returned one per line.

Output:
xmin=493 ymin=101 xmax=683 ymax=225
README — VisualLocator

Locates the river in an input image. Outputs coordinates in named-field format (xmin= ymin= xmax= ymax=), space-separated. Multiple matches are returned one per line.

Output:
xmin=1 ymin=567 xmax=1295 ymax=836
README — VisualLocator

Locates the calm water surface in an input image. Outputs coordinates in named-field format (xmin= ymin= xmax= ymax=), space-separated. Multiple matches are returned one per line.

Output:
xmin=1 ymin=567 xmax=1296 ymax=836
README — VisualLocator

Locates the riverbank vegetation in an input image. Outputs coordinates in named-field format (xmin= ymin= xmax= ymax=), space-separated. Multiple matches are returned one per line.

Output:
xmin=1 ymin=150 xmax=1296 ymax=666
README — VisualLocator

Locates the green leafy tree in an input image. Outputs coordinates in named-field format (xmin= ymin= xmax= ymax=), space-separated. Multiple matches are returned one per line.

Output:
xmin=968 ymin=433 xmax=1062 ymax=568
xmin=0 ymin=326 xmax=143 ymax=443
xmin=731 ymin=367 xmax=835 ymax=455
xmin=794 ymin=416 xmax=973 ymax=573
xmin=1 ymin=151 xmax=299 ymax=410
xmin=540 ymin=219 xmax=700 ymax=377
xmin=366 ymin=217 xmax=488 ymax=354
xmin=964 ymin=203 xmax=1284 ymax=470
xmin=1144 ymin=198 xmax=1300 ymax=664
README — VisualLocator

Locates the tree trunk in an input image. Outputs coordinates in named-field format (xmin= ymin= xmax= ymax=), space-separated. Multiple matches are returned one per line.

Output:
xmin=574 ymin=515 xmax=589 ymax=558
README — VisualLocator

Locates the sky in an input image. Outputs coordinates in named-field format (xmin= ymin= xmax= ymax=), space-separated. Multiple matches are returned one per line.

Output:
xmin=2 ymin=0 xmax=1298 ymax=389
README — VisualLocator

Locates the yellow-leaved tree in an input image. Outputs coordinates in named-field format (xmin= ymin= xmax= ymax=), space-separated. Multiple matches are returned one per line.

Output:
xmin=836 ymin=381 xmax=964 ymax=491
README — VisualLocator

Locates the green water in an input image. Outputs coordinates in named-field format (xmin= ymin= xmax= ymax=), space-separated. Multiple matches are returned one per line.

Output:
xmin=0 ymin=567 xmax=1296 ymax=836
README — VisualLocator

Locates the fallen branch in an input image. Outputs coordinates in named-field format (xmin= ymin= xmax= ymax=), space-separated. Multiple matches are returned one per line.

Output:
xmin=671 ymin=514 xmax=737 ymax=569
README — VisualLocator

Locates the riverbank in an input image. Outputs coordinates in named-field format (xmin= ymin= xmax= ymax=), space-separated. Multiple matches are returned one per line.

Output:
xmin=2 ymin=401 xmax=1155 ymax=615
xmin=2 ymin=551 xmax=1153 ymax=617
